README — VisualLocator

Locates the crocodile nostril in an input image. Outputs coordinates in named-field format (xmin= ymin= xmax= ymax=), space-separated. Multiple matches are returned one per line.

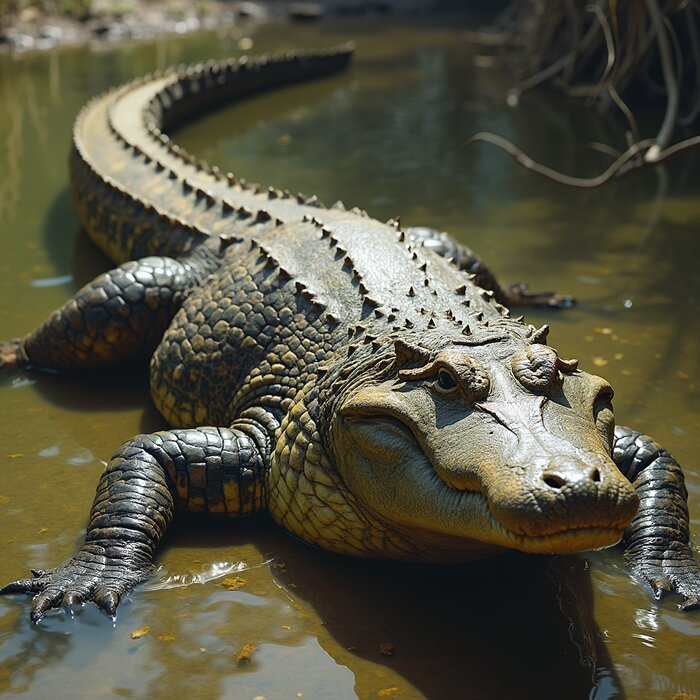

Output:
xmin=543 ymin=473 xmax=567 ymax=489
xmin=542 ymin=464 xmax=603 ymax=490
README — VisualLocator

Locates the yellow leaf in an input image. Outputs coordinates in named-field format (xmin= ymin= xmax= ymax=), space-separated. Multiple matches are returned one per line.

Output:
xmin=237 ymin=643 xmax=257 ymax=663
xmin=130 ymin=626 xmax=151 ymax=639
xmin=220 ymin=576 xmax=246 ymax=590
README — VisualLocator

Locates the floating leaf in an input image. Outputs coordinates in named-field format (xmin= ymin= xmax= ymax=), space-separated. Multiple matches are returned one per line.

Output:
xmin=237 ymin=643 xmax=257 ymax=663
xmin=130 ymin=626 xmax=151 ymax=639
xmin=378 ymin=642 xmax=395 ymax=656
xmin=220 ymin=576 xmax=246 ymax=591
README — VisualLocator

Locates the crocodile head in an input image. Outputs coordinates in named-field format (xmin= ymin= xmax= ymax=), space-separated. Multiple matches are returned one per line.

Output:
xmin=329 ymin=329 xmax=639 ymax=561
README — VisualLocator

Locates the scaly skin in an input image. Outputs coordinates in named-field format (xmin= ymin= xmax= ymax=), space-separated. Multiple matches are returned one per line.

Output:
xmin=0 ymin=46 xmax=698 ymax=621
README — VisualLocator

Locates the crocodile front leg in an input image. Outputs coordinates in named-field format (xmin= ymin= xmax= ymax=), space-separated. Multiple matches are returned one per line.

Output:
xmin=0 ymin=256 xmax=200 ymax=371
xmin=614 ymin=425 xmax=700 ymax=609
xmin=0 ymin=414 xmax=273 ymax=621
xmin=405 ymin=226 xmax=575 ymax=308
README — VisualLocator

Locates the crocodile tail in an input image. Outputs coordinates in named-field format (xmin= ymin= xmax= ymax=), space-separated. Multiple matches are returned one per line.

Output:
xmin=70 ymin=44 xmax=355 ymax=264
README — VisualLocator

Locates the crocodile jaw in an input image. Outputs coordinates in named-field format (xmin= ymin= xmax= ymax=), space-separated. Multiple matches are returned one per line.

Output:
xmin=332 ymin=402 xmax=635 ymax=560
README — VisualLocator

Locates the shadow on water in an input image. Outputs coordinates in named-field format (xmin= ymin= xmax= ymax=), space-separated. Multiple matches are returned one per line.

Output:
xmin=148 ymin=518 xmax=624 ymax=700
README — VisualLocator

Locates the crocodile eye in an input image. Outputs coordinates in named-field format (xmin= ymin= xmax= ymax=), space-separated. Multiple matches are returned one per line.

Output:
xmin=435 ymin=368 xmax=458 ymax=393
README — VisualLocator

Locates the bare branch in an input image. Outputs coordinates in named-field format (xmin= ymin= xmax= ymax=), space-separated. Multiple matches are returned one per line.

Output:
xmin=466 ymin=132 xmax=700 ymax=188
xmin=643 ymin=0 xmax=680 ymax=161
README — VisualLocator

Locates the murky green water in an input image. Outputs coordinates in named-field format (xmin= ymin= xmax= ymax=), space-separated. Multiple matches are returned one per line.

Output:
xmin=0 ymin=12 xmax=699 ymax=700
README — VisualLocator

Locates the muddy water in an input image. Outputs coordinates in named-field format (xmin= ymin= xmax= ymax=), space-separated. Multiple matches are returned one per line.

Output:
xmin=0 ymin=13 xmax=699 ymax=700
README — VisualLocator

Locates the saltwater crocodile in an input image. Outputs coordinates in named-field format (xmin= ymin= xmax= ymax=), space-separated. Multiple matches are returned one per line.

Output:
xmin=1 ymin=45 xmax=699 ymax=622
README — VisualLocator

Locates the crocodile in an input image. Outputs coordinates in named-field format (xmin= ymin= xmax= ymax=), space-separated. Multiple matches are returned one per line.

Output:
xmin=1 ymin=45 xmax=699 ymax=622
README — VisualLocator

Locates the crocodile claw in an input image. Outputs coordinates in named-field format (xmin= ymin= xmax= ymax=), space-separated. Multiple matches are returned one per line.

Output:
xmin=635 ymin=553 xmax=700 ymax=610
xmin=0 ymin=338 xmax=29 ymax=371
xmin=504 ymin=282 xmax=576 ymax=309
xmin=1 ymin=551 xmax=152 ymax=622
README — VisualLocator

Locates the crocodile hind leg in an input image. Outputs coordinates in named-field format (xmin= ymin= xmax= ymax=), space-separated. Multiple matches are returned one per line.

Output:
xmin=613 ymin=425 xmax=700 ymax=609
xmin=0 ymin=410 xmax=275 ymax=621
xmin=0 ymin=256 xmax=200 ymax=372
xmin=405 ymin=226 xmax=575 ymax=308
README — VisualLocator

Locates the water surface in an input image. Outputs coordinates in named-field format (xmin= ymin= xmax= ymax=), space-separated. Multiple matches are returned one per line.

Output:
xmin=0 ymin=13 xmax=699 ymax=700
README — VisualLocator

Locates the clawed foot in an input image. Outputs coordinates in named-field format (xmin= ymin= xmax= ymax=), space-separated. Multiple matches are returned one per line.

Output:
xmin=503 ymin=282 xmax=576 ymax=309
xmin=634 ymin=556 xmax=700 ymax=610
xmin=0 ymin=337 xmax=30 ymax=371
xmin=0 ymin=546 xmax=153 ymax=622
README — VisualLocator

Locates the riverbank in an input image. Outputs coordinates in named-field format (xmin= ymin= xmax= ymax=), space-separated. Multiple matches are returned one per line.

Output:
xmin=0 ymin=0 xmax=267 ymax=53
xmin=0 ymin=0 xmax=442 ymax=54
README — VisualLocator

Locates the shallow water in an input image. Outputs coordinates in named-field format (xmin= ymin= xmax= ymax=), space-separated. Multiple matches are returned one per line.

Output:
xmin=0 ymin=12 xmax=699 ymax=700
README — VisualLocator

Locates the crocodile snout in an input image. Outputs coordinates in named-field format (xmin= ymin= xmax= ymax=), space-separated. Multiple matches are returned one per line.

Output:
xmin=486 ymin=453 xmax=639 ymax=543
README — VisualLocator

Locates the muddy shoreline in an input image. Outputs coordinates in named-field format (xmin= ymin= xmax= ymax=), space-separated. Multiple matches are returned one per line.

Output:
xmin=0 ymin=0 xmax=440 ymax=54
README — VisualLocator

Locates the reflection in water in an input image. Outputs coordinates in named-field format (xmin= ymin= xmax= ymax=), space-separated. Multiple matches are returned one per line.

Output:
xmin=144 ymin=559 xmax=272 ymax=591
xmin=0 ymin=71 xmax=24 ymax=222
xmin=0 ymin=13 xmax=699 ymax=700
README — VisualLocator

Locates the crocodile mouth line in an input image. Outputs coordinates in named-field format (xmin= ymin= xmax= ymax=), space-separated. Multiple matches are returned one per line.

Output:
xmin=453 ymin=488 xmax=625 ymax=552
